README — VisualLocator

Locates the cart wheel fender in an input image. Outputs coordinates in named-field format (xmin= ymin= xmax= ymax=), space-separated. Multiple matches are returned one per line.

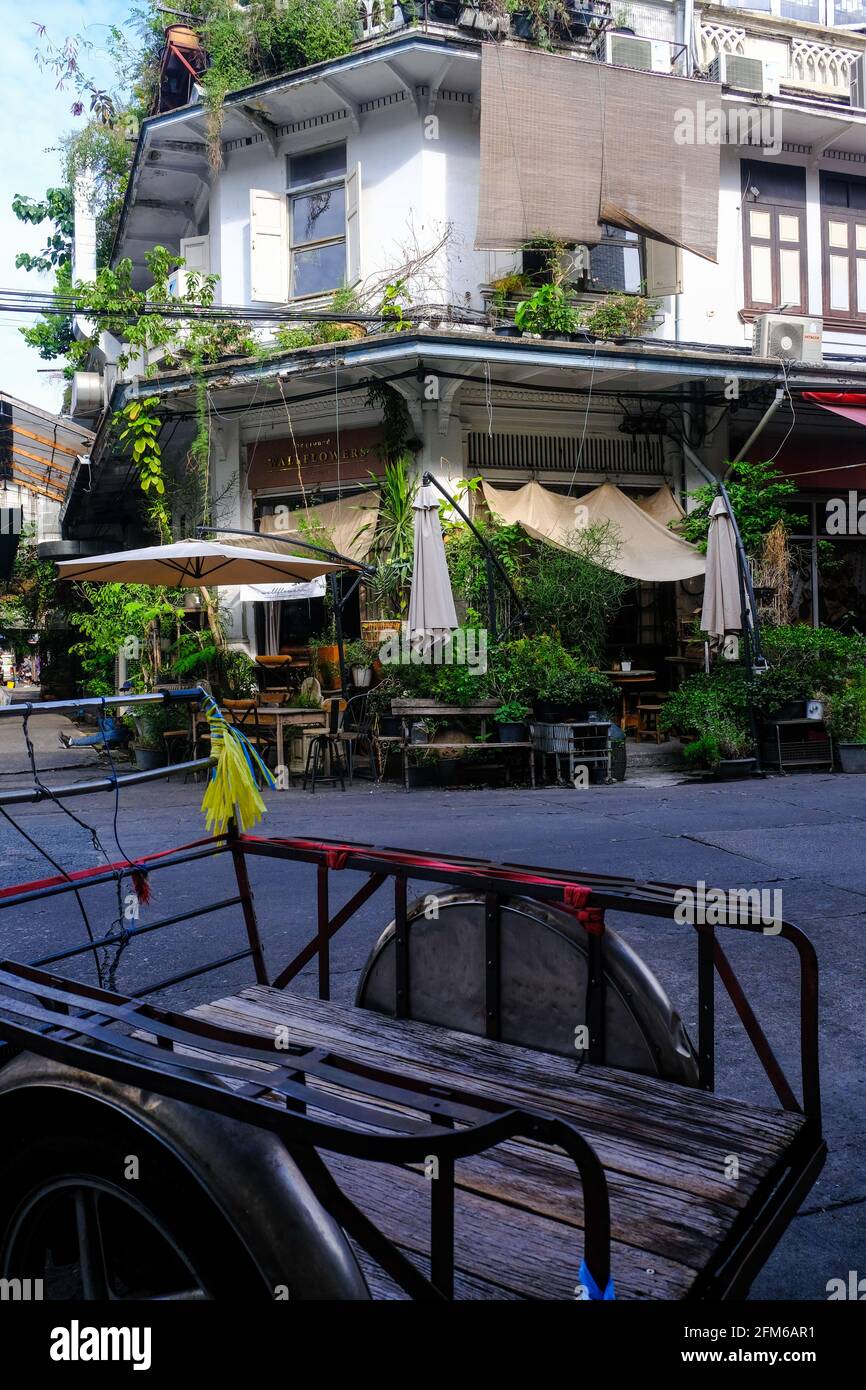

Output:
xmin=356 ymin=891 xmax=699 ymax=1085
xmin=0 ymin=1053 xmax=370 ymax=1300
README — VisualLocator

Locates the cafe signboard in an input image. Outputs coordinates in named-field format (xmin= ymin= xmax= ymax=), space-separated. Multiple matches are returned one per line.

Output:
xmin=247 ymin=426 xmax=386 ymax=494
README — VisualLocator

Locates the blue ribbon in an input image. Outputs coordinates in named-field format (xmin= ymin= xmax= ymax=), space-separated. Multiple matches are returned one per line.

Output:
xmin=578 ymin=1259 xmax=615 ymax=1301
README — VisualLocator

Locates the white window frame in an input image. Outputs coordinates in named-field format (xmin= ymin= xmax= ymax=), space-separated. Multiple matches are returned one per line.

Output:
xmin=286 ymin=146 xmax=349 ymax=302
xmin=720 ymin=0 xmax=866 ymax=25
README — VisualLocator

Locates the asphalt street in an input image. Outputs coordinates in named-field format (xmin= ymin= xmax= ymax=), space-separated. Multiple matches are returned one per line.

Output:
xmin=0 ymin=718 xmax=863 ymax=1301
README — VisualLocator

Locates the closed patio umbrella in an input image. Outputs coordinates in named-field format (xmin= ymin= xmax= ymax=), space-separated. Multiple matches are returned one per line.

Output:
xmin=701 ymin=495 xmax=747 ymax=637
xmin=56 ymin=539 xmax=345 ymax=587
xmin=408 ymin=483 xmax=458 ymax=655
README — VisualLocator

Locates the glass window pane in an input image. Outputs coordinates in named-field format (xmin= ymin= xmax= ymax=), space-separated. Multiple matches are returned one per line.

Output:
xmin=288 ymin=144 xmax=346 ymax=187
xmin=751 ymin=244 xmax=773 ymax=302
xmin=857 ymin=258 xmax=866 ymax=313
xmin=830 ymin=253 xmax=850 ymax=310
xmin=834 ymin=0 xmax=866 ymax=21
xmin=780 ymin=248 xmax=800 ymax=304
xmin=780 ymin=0 xmax=820 ymax=19
xmin=778 ymin=214 xmax=800 ymax=242
xmin=750 ymin=210 xmax=771 ymax=239
xmin=292 ymin=241 xmax=347 ymax=297
xmin=857 ymin=225 xmax=866 ymax=251
xmin=292 ymin=187 xmax=346 ymax=246
xmin=829 ymin=219 xmax=849 ymax=248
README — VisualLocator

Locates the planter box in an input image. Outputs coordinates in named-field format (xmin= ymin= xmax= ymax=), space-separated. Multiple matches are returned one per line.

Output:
xmin=837 ymin=742 xmax=866 ymax=773
xmin=133 ymin=746 xmax=166 ymax=772
xmin=717 ymin=757 xmax=757 ymax=781
xmin=496 ymin=722 xmax=528 ymax=744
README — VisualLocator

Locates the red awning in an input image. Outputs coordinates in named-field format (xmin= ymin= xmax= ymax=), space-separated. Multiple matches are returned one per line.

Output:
xmin=802 ymin=391 xmax=866 ymax=428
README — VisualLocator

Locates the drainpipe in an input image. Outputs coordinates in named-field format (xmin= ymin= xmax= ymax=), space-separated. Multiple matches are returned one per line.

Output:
xmin=727 ymin=387 xmax=785 ymax=478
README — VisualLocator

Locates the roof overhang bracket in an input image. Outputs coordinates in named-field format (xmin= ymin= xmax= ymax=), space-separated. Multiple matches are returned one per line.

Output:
xmin=320 ymin=77 xmax=362 ymax=133
xmin=240 ymin=104 xmax=281 ymax=157
xmin=384 ymin=59 xmax=420 ymax=116
xmin=426 ymin=58 xmax=454 ymax=117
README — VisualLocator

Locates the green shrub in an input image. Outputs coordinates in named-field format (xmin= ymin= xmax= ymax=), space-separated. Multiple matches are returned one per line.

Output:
xmin=659 ymin=666 xmax=748 ymax=736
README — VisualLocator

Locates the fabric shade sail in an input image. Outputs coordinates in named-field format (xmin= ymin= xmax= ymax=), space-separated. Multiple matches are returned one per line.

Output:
xmin=701 ymin=495 xmax=746 ymax=636
xmin=56 ymin=540 xmax=344 ymax=587
xmin=408 ymin=483 xmax=459 ymax=644
xmin=481 ymin=479 xmax=705 ymax=582
xmin=476 ymin=46 xmax=720 ymax=262
xmin=635 ymin=484 xmax=685 ymax=527
xmin=258 ymin=493 xmax=379 ymax=564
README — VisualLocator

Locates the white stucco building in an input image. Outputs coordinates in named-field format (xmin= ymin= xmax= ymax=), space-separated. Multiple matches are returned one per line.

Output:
xmin=62 ymin=2 xmax=866 ymax=642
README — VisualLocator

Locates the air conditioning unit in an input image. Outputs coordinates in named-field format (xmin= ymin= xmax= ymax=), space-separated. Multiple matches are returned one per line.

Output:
xmin=850 ymin=52 xmax=866 ymax=108
xmin=597 ymin=33 xmax=671 ymax=74
xmin=753 ymin=313 xmax=823 ymax=365
xmin=708 ymin=52 xmax=777 ymax=96
xmin=70 ymin=372 xmax=106 ymax=418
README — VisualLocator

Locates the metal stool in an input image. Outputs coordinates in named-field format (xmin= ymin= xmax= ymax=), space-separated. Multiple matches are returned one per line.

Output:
xmin=302 ymin=699 xmax=348 ymax=792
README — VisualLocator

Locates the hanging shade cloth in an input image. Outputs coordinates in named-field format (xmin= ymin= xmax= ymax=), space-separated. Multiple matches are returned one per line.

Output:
xmin=258 ymin=493 xmax=379 ymax=564
xmin=56 ymin=540 xmax=344 ymax=587
xmin=701 ymin=495 xmax=745 ymax=637
xmin=408 ymin=483 xmax=459 ymax=644
xmin=481 ymin=479 xmax=705 ymax=582
xmin=636 ymin=485 xmax=685 ymax=528
xmin=476 ymin=46 xmax=720 ymax=261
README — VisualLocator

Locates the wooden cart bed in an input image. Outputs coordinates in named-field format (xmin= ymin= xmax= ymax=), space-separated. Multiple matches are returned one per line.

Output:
xmin=187 ymin=986 xmax=813 ymax=1301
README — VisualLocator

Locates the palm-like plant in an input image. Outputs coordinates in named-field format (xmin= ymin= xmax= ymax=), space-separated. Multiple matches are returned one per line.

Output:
xmin=355 ymin=454 xmax=417 ymax=615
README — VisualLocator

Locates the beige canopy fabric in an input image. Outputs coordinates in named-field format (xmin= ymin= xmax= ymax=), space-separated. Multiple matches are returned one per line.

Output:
xmin=701 ymin=494 xmax=745 ymax=636
xmin=56 ymin=540 xmax=344 ymax=587
xmin=481 ymin=479 xmax=705 ymax=582
xmin=258 ymin=494 xmax=379 ymax=565
xmin=476 ymin=46 xmax=720 ymax=262
xmin=408 ymin=483 xmax=459 ymax=647
xmin=636 ymin=485 xmax=685 ymax=528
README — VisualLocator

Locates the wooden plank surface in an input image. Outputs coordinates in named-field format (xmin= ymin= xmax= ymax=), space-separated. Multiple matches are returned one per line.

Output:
xmin=185 ymin=987 xmax=807 ymax=1300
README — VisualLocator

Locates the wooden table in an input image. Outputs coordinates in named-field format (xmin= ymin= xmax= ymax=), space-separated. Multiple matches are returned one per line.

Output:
xmin=601 ymin=670 xmax=656 ymax=731
xmin=255 ymin=706 xmax=327 ymax=783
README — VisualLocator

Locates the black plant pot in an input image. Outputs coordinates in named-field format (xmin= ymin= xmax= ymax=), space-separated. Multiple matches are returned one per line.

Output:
xmin=428 ymin=0 xmax=461 ymax=20
xmin=497 ymin=721 xmax=528 ymax=744
xmin=378 ymin=714 xmax=401 ymax=736
xmin=511 ymin=11 xmax=536 ymax=38
xmin=717 ymin=757 xmax=757 ymax=781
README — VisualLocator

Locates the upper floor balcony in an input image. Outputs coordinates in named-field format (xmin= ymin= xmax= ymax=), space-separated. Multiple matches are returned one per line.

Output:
xmin=698 ymin=3 xmax=866 ymax=103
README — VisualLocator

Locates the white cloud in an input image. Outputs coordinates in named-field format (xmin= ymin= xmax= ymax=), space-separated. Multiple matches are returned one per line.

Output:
xmin=0 ymin=1 xmax=126 ymax=411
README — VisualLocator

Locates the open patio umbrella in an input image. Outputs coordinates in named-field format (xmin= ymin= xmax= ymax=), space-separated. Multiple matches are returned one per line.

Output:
xmin=56 ymin=539 xmax=345 ymax=587
xmin=701 ymin=495 xmax=748 ymax=637
xmin=408 ymin=483 xmax=458 ymax=656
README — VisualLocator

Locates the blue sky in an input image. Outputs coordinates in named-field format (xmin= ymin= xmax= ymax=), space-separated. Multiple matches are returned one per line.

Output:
xmin=0 ymin=1 xmax=125 ymax=410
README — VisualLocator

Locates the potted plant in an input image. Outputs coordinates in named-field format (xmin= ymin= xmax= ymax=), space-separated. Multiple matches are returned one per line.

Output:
xmin=309 ymin=629 xmax=341 ymax=689
xmin=344 ymin=637 xmax=377 ymax=688
xmin=494 ymin=700 xmax=531 ymax=743
xmin=827 ymin=682 xmax=866 ymax=772
xmin=715 ymin=720 xmax=757 ymax=780
xmin=514 ymin=283 xmax=579 ymax=340
xmin=127 ymin=705 xmax=172 ymax=772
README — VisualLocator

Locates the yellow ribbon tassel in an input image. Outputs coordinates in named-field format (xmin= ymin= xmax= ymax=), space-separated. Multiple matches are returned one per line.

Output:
xmin=200 ymin=706 xmax=275 ymax=835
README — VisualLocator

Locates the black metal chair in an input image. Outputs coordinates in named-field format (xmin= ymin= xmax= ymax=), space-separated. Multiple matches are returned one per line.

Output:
xmin=339 ymin=691 xmax=374 ymax=782
xmin=302 ymin=698 xmax=348 ymax=793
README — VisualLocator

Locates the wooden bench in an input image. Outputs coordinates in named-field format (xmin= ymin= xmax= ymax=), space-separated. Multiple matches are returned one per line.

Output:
xmin=187 ymin=986 xmax=814 ymax=1301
